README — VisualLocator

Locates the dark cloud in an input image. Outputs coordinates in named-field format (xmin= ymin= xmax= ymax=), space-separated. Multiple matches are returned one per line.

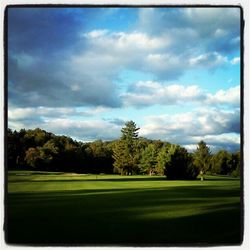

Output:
xmin=8 ymin=8 xmax=89 ymax=55
xmin=102 ymin=118 xmax=127 ymax=126
xmin=8 ymin=7 xmax=122 ymax=108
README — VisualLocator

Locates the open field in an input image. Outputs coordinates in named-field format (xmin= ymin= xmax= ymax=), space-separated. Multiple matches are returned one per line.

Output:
xmin=6 ymin=171 xmax=242 ymax=245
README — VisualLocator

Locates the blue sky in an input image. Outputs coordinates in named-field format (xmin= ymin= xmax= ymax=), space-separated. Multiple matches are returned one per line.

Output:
xmin=8 ymin=7 xmax=241 ymax=152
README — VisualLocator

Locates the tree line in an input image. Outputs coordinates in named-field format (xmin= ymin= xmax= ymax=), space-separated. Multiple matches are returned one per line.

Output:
xmin=7 ymin=121 xmax=240 ymax=179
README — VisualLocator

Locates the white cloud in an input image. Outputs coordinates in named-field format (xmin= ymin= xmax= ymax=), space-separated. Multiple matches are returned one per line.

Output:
xmin=202 ymin=133 xmax=240 ymax=145
xmin=8 ymin=113 xmax=122 ymax=141
xmin=122 ymin=81 xmax=240 ymax=108
xmin=116 ymin=32 xmax=169 ymax=50
xmin=40 ymin=119 xmax=120 ymax=141
xmin=41 ymin=119 xmax=121 ymax=141
xmin=8 ymin=106 xmax=114 ymax=124
xmin=207 ymin=85 xmax=240 ymax=106
xmin=84 ymin=29 xmax=109 ymax=39
xmin=145 ymin=53 xmax=184 ymax=75
xmin=230 ymin=57 xmax=240 ymax=65
xmin=8 ymin=107 xmax=91 ymax=120
xmin=183 ymin=132 xmax=240 ymax=152
xmin=73 ymin=28 xmax=230 ymax=83
xmin=8 ymin=106 xmax=240 ymax=152
xmin=214 ymin=28 xmax=228 ymax=38
xmin=140 ymin=109 xmax=240 ymax=152
xmin=140 ymin=108 xmax=240 ymax=144
xmin=182 ymin=144 xmax=198 ymax=152
xmin=8 ymin=106 xmax=121 ymax=141
xmin=84 ymin=30 xmax=169 ymax=52
xmin=122 ymin=81 xmax=203 ymax=106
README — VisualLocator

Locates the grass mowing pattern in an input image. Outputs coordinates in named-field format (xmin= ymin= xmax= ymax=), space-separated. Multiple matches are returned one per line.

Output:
xmin=6 ymin=171 xmax=241 ymax=245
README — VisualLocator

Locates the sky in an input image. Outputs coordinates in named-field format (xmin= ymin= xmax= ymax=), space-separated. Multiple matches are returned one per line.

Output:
xmin=7 ymin=7 xmax=241 ymax=152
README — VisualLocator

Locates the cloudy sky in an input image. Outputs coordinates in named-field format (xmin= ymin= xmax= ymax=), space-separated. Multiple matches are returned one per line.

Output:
xmin=8 ymin=7 xmax=241 ymax=152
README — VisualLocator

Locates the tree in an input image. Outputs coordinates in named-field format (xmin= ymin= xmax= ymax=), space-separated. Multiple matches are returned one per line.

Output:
xmin=193 ymin=141 xmax=211 ymax=181
xmin=230 ymin=151 xmax=240 ymax=177
xmin=113 ymin=140 xmax=131 ymax=175
xmin=164 ymin=145 xmax=198 ymax=180
xmin=39 ymin=140 xmax=60 ymax=170
xmin=156 ymin=145 xmax=170 ymax=175
xmin=211 ymin=150 xmax=231 ymax=175
xmin=23 ymin=128 xmax=51 ymax=148
xmin=112 ymin=121 xmax=140 ymax=175
xmin=87 ymin=140 xmax=114 ymax=174
xmin=25 ymin=147 xmax=41 ymax=168
xmin=7 ymin=128 xmax=28 ymax=168
xmin=121 ymin=121 xmax=140 ymax=147
xmin=139 ymin=144 xmax=158 ymax=175
xmin=7 ymin=129 xmax=19 ymax=168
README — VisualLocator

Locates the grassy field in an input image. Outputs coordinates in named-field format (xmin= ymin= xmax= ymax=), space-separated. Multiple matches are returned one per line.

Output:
xmin=6 ymin=171 xmax=242 ymax=245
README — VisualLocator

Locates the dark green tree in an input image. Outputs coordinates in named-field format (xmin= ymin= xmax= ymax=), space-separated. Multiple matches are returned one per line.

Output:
xmin=88 ymin=140 xmax=114 ymax=174
xmin=139 ymin=143 xmax=158 ymax=175
xmin=211 ymin=150 xmax=231 ymax=175
xmin=7 ymin=128 xmax=28 ymax=168
xmin=156 ymin=145 xmax=170 ymax=175
xmin=112 ymin=121 xmax=140 ymax=175
xmin=121 ymin=121 xmax=139 ymax=143
xmin=164 ymin=145 xmax=198 ymax=180
xmin=113 ymin=140 xmax=131 ymax=175
xmin=193 ymin=141 xmax=211 ymax=181
xmin=230 ymin=151 xmax=240 ymax=177
xmin=7 ymin=129 xmax=19 ymax=168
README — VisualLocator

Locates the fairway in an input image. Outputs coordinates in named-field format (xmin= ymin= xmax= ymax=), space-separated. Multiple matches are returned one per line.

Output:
xmin=6 ymin=171 xmax=242 ymax=245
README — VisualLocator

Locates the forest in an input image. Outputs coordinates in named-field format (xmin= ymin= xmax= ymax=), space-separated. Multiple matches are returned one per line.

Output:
xmin=7 ymin=121 xmax=240 ymax=179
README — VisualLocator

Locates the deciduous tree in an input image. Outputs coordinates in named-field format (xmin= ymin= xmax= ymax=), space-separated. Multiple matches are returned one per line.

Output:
xmin=25 ymin=147 xmax=41 ymax=168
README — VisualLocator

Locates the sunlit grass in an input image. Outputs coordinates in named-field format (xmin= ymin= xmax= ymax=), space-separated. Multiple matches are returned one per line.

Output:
xmin=7 ymin=171 xmax=241 ymax=245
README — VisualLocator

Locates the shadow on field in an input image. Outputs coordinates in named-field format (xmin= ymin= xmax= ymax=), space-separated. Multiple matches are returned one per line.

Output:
xmin=203 ymin=177 xmax=240 ymax=181
xmin=6 ymin=184 xmax=242 ymax=246
xmin=9 ymin=176 xmax=166 ymax=183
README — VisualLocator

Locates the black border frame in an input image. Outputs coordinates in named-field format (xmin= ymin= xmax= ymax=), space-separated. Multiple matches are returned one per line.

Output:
xmin=3 ymin=4 xmax=245 ymax=247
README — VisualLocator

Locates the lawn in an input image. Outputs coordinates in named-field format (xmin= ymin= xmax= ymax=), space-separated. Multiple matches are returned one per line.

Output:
xmin=6 ymin=171 xmax=242 ymax=245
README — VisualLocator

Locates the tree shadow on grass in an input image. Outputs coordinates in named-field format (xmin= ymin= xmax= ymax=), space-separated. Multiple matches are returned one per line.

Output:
xmin=6 ymin=185 xmax=242 ymax=246
xmin=8 ymin=176 xmax=167 ymax=183
xmin=203 ymin=176 xmax=240 ymax=181
xmin=8 ymin=184 xmax=241 ymax=199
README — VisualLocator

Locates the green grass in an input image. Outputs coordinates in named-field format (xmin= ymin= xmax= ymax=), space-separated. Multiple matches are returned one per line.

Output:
xmin=6 ymin=171 xmax=242 ymax=245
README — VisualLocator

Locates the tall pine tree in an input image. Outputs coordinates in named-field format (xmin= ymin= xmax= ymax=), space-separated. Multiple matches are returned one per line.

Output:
xmin=113 ymin=121 xmax=140 ymax=175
